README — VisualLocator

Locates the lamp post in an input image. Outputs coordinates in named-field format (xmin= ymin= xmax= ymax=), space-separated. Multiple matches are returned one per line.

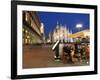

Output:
xmin=76 ymin=23 xmax=83 ymax=42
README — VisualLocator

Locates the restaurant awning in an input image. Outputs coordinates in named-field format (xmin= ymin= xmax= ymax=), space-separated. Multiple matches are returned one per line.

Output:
xmin=68 ymin=30 xmax=90 ymax=38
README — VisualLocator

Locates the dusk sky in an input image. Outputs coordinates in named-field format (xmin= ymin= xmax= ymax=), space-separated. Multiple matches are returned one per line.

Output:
xmin=38 ymin=12 xmax=90 ymax=37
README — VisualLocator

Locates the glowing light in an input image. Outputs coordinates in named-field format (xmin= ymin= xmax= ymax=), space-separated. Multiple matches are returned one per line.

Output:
xmin=76 ymin=24 xmax=83 ymax=28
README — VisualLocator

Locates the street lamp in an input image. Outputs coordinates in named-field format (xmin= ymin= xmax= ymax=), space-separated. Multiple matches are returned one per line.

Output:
xmin=76 ymin=23 xmax=83 ymax=32
xmin=76 ymin=23 xmax=83 ymax=42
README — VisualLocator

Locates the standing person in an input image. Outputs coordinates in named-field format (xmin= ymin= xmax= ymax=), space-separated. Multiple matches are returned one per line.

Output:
xmin=85 ymin=44 xmax=90 ymax=62
xmin=75 ymin=43 xmax=82 ymax=63
xmin=81 ymin=45 xmax=86 ymax=60
xmin=74 ymin=43 xmax=78 ymax=56
xmin=63 ymin=44 xmax=72 ymax=63
xmin=67 ymin=45 xmax=72 ymax=63
xmin=62 ymin=45 xmax=69 ymax=63
xmin=77 ymin=45 xmax=82 ymax=63
xmin=70 ymin=45 xmax=75 ymax=63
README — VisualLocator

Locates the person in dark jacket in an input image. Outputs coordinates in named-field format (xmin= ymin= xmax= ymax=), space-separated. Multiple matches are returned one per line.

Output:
xmin=63 ymin=45 xmax=73 ymax=63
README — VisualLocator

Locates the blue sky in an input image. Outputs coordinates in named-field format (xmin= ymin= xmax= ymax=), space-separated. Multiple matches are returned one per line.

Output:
xmin=38 ymin=12 xmax=89 ymax=37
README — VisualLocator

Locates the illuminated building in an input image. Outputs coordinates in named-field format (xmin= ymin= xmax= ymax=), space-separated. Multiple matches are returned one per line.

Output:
xmin=40 ymin=23 xmax=45 ymax=43
xmin=52 ymin=22 xmax=72 ymax=43
xmin=23 ymin=11 xmax=42 ymax=44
